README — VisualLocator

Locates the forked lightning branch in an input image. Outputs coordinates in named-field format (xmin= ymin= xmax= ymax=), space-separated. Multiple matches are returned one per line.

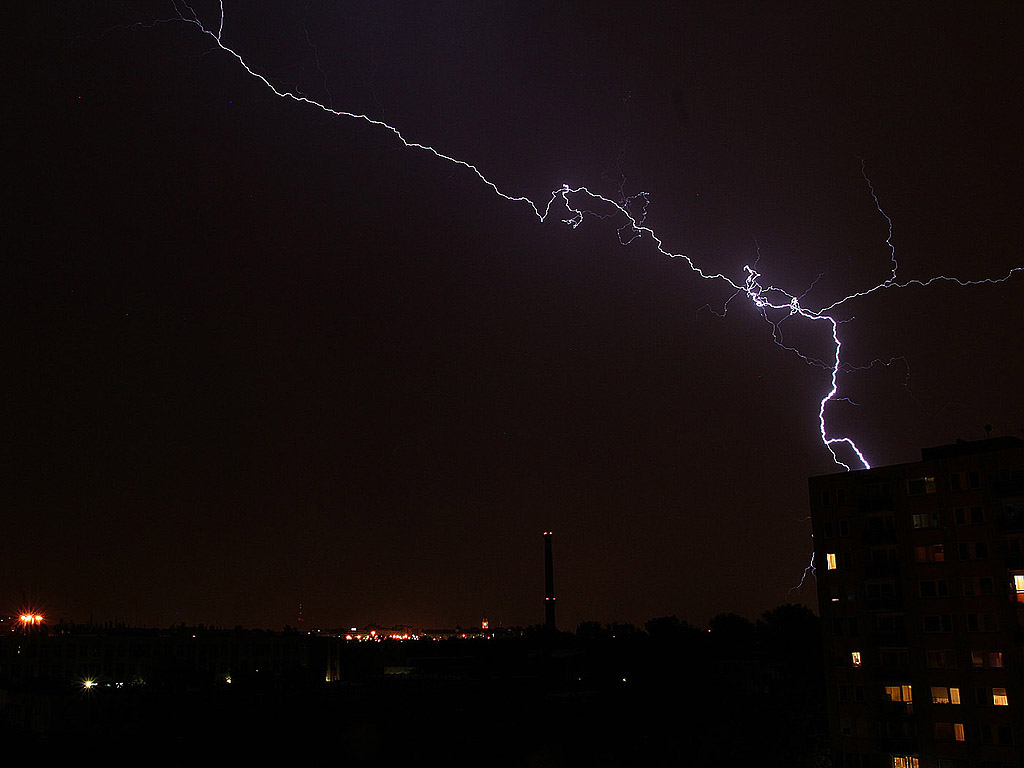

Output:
xmin=125 ymin=1 xmax=1022 ymax=472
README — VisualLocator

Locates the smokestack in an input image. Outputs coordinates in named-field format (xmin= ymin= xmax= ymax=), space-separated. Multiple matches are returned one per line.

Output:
xmin=543 ymin=531 xmax=556 ymax=632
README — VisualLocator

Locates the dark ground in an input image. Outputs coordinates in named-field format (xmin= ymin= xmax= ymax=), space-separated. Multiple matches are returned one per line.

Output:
xmin=2 ymin=605 xmax=826 ymax=765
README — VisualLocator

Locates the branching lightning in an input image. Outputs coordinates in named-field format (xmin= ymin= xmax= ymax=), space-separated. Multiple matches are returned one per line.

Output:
xmin=129 ymin=2 xmax=1022 ymax=474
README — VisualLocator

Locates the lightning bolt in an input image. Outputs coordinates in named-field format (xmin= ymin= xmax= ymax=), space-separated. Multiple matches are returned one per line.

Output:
xmin=788 ymin=551 xmax=816 ymax=597
xmin=122 ymin=2 xmax=1022 ymax=474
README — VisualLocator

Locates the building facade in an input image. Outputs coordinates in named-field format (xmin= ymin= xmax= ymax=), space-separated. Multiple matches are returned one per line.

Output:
xmin=810 ymin=437 xmax=1024 ymax=768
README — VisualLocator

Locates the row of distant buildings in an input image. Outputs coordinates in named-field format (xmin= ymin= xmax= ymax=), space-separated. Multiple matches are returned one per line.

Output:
xmin=811 ymin=436 xmax=1024 ymax=768
xmin=0 ymin=625 xmax=344 ymax=689
xmin=0 ymin=621 xmax=506 ymax=691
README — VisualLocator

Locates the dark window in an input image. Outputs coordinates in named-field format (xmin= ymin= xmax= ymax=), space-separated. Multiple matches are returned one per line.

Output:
xmin=955 ymin=506 xmax=984 ymax=525
xmin=874 ymin=614 xmax=903 ymax=631
xmin=867 ymin=582 xmax=896 ymax=600
xmin=920 ymin=580 xmax=948 ymax=598
xmin=880 ymin=649 xmax=909 ymax=666
xmin=934 ymin=722 xmax=965 ymax=742
xmin=908 ymin=477 xmax=936 ymax=495
xmin=950 ymin=471 xmax=981 ymax=491
xmin=924 ymin=615 xmax=953 ymax=633
xmin=960 ymin=542 xmax=989 ymax=560
xmin=925 ymin=649 xmax=956 ymax=668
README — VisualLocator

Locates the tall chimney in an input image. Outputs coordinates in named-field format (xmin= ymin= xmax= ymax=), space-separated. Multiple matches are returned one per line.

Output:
xmin=543 ymin=531 xmax=556 ymax=632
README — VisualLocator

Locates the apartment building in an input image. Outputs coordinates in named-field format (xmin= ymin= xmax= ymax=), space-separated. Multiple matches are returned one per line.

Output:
xmin=810 ymin=436 xmax=1024 ymax=768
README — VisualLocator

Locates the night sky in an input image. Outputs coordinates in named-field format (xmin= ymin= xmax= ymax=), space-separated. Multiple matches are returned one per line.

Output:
xmin=7 ymin=2 xmax=1022 ymax=630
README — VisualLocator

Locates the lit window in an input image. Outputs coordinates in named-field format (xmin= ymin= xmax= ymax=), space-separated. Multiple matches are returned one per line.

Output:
xmin=851 ymin=651 xmax=862 ymax=667
xmin=891 ymin=756 xmax=919 ymax=768
xmin=992 ymin=687 xmax=1008 ymax=706
xmin=931 ymin=686 xmax=960 ymax=704
xmin=912 ymin=511 xmax=939 ymax=528
xmin=915 ymin=544 xmax=944 ymax=563
xmin=1014 ymin=573 xmax=1024 ymax=603
xmin=885 ymin=684 xmax=912 ymax=703
xmin=827 ymin=553 xmax=837 ymax=570
xmin=954 ymin=723 xmax=965 ymax=741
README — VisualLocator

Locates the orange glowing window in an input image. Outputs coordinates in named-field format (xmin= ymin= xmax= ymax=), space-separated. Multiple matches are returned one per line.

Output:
xmin=826 ymin=553 xmax=837 ymax=570
xmin=885 ymin=684 xmax=912 ymax=703
xmin=930 ymin=686 xmax=960 ymax=704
